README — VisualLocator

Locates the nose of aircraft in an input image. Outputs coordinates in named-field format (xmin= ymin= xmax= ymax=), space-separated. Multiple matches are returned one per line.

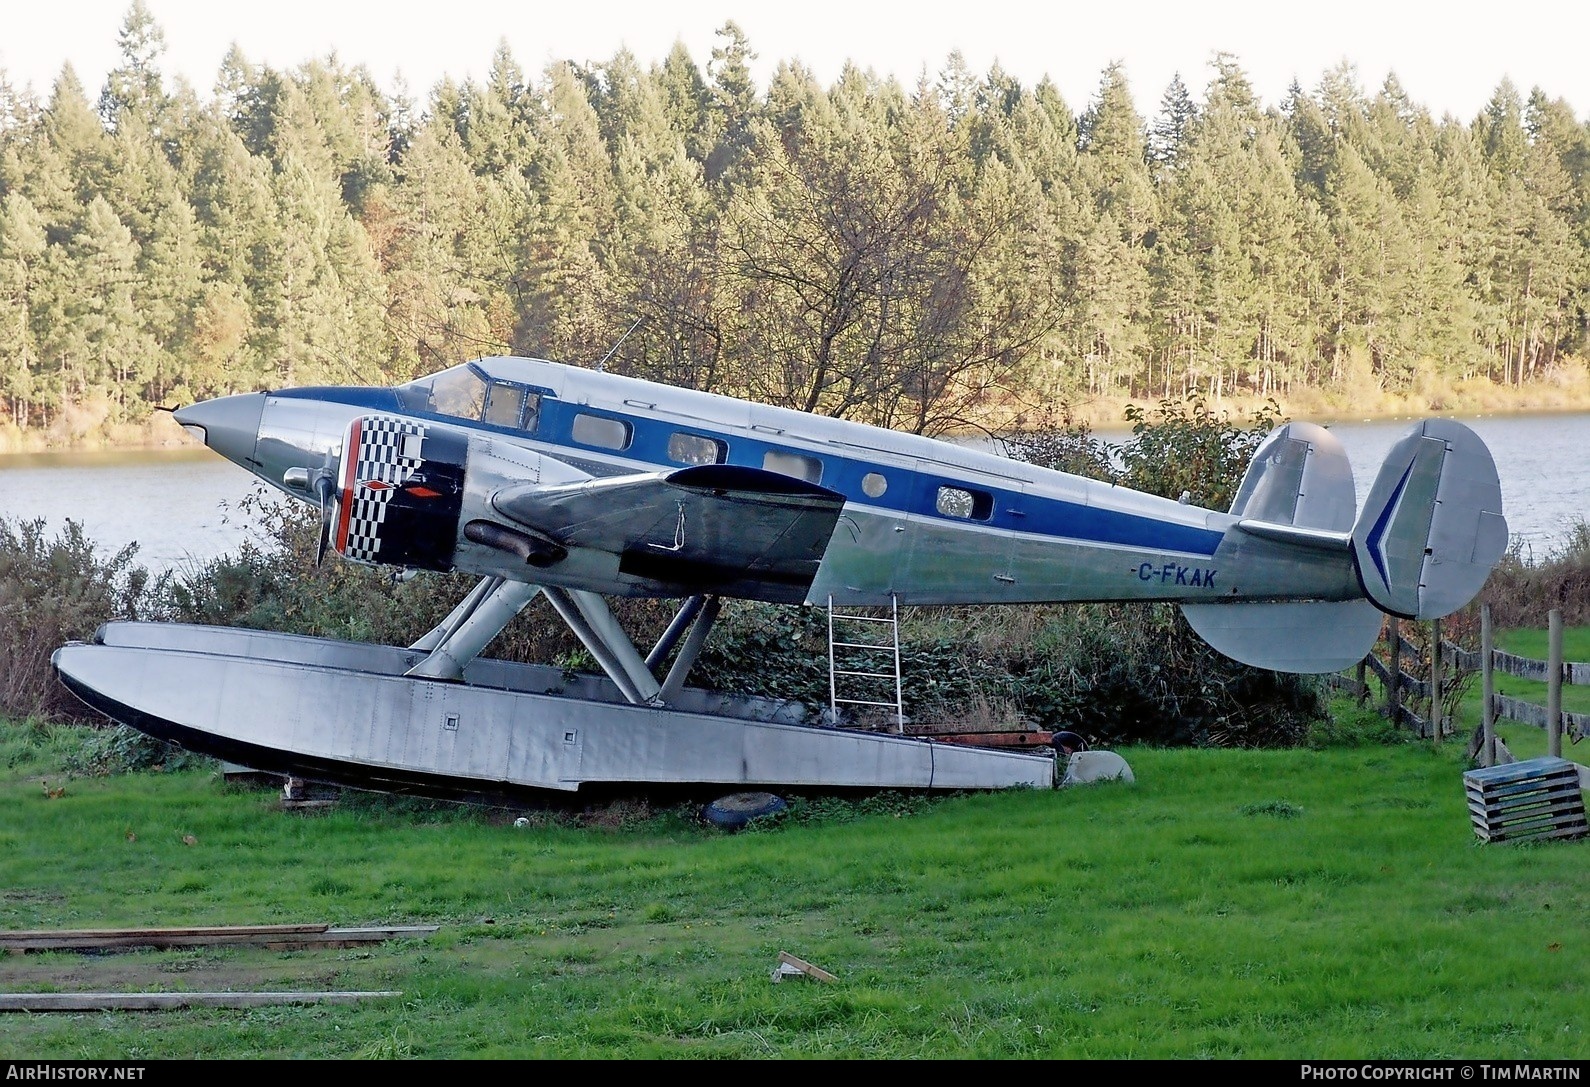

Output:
xmin=173 ymin=393 xmax=266 ymax=469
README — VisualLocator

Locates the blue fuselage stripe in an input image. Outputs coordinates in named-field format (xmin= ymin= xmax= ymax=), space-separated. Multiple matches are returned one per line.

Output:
xmin=275 ymin=386 xmax=1224 ymax=557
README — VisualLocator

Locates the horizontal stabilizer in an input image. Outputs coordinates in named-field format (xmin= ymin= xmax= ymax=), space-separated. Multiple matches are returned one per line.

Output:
xmin=1351 ymin=420 xmax=1508 ymax=619
xmin=1181 ymin=599 xmax=1385 ymax=673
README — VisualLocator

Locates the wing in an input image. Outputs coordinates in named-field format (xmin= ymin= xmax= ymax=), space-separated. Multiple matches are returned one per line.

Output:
xmin=489 ymin=464 xmax=847 ymax=602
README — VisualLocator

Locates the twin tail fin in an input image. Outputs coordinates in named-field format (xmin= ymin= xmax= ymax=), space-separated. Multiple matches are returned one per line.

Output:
xmin=1183 ymin=419 xmax=1507 ymax=674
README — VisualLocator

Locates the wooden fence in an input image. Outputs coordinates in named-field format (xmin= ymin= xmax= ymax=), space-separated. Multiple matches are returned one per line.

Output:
xmin=1327 ymin=605 xmax=1588 ymax=767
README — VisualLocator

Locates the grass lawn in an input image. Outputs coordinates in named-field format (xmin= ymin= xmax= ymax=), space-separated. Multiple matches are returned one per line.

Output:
xmin=1 ymin=710 xmax=1584 ymax=1060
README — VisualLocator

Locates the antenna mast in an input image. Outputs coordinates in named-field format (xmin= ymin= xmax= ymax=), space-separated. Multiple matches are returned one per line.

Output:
xmin=596 ymin=318 xmax=644 ymax=372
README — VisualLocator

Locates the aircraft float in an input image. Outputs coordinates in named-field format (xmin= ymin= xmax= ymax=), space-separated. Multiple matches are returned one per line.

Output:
xmin=52 ymin=355 xmax=1508 ymax=800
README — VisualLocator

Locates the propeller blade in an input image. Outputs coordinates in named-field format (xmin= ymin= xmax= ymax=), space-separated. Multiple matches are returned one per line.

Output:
xmin=314 ymin=476 xmax=334 ymax=568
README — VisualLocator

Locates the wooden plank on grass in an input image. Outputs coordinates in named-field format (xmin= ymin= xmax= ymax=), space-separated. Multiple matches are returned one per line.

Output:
xmin=0 ymin=991 xmax=401 ymax=1012
xmin=1 ymin=924 xmax=437 ymax=953
xmin=776 ymin=951 xmax=838 ymax=982
xmin=258 ymin=926 xmax=439 ymax=950
xmin=3 ymin=924 xmax=327 ymax=940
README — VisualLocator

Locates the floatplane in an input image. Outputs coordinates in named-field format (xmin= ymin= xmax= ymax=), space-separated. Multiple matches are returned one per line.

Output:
xmin=52 ymin=356 xmax=1508 ymax=801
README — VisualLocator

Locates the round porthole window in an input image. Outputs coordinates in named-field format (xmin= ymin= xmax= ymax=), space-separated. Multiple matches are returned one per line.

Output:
xmin=861 ymin=472 xmax=887 ymax=498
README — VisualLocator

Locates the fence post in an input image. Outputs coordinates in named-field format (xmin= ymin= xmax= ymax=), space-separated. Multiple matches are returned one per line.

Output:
xmin=1385 ymin=618 xmax=1401 ymax=728
xmin=1354 ymin=657 xmax=1367 ymax=706
xmin=1481 ymin=604 xmax=1496 ymax=767
xmin=1548 ymin=608 xmax=1563 ymax=758
xmin=1430 ymin=617 xmax=1442 ymax=746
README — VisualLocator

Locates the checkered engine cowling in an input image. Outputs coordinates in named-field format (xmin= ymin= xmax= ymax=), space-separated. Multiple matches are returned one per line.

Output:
xmin=331 ymin=414 xmax=467 ymax=571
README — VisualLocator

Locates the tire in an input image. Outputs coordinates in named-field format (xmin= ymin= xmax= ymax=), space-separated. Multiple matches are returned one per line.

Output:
xmin=1051 ymin=730 xmax=1088 ymax=755
xmin=701 ymin=791 xmax=787 ymax=830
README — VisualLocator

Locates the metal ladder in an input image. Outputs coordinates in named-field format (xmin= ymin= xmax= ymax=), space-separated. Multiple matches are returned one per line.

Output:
xmin=827 ymin=595 xmax=905 ymax=732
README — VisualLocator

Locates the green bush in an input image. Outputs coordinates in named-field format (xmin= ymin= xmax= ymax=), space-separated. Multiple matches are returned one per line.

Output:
xmin=0 ymin=716 xmax=93 ymax=775
xmin=688 ymin=600 xmax=832 ymax=705
xmin=980 ymin=395 xmax=1322 ymax=748
xmin=1306 ymin=703 xmax=1405 ymax=749
xmin=64 ymin=723 xmax=213 ymax=776
xmin=1116 ymin=393 xmax=1282 ymax=511
xmin=1477 ymin=518 xmax=1590 ymax=629
xmin=0 ymin=517 xmax=153 ymax=722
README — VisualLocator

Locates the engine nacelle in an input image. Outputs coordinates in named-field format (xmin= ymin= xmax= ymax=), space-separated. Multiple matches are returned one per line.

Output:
xmin=328 ymin=413 xmax=587 ymax=573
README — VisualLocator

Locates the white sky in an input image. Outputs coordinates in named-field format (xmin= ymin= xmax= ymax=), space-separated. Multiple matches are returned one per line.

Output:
xmin=1 ymin=0 xmax=1585 ymax=122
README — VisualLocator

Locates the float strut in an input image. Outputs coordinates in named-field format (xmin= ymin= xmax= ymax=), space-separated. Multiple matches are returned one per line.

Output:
xmin=405 ymin=580 xmax=539 ymax=681
xmin=408 ymin=576 xmax=503 ymax=653
xmin=541 ymin=587 xmax=662 ymax=705
xmin=646 ymin=595 xmax=708 ymax=671
xmin=658 ymin=596 xmax=722 ymax=704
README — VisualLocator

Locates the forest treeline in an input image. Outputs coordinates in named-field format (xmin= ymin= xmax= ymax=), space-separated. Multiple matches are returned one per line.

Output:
xmin=1 ymin=2 xmax=1588 ymax=446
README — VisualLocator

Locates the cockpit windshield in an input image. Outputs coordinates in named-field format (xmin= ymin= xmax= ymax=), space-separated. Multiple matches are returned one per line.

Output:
xmin=396 ymin=365 xmax=487 ymax=420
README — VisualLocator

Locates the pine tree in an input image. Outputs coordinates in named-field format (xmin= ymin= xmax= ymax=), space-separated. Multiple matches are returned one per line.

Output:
xmin=1075 ymin=62 xmax=1155 ymax=395
xmin=1476 ymin=80 xmax=1581 ymax=383
xmin=1149 ymin=73 xmax=1197 ymax=171
xmin=457 ymin=40 xmax=535 ymax=177
xmin=655 ymin=42 xmax=713 ymax=165
xmin=589 ymin=48 xmax=720 ymax=390
xmin=98 ymin=0 xmax=167 ymax=128
xmin=69 ymin=195 xmax=144 ymax=417
xmin=1431 ymin=122 xmax=1501 ymax=381
xmin=514 ymin=62 xmax=617 ymax=363
xmin=703 ymin=22 xmax=759 ymax=188
xmin=0 ymin=193 xmax=47 ymax=427
xmin=385 ymin=114 xmax=509 ymax=378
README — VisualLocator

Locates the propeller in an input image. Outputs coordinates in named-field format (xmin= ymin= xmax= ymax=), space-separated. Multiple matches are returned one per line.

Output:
xmin=313 ymin=473 xmax=335 ymax=568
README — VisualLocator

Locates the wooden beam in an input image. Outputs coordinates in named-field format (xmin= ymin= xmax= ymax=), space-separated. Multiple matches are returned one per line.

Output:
xmin=0 ymin=991 xmax=401 ymax=1012
xmin=917 ymin=731 xmax=1054 ymax=750
xmin=773 ymin=951 xmax=838 ymax=983
xmin=3 ymin=924 xmax=327 ymax=940
xmin=2 ymin=925 xmax=438 ymax=953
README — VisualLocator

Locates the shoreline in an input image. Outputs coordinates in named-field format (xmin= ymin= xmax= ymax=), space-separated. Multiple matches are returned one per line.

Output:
xmin=1058 ymin=371 xmax=1590 ymax=432
xmin=4 ymin=372 xmax=1589 ymax=456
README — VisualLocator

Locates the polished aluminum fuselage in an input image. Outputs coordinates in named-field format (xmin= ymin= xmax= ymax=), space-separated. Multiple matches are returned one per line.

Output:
xmin=235 ymin=356 xmax=1361 ymax=608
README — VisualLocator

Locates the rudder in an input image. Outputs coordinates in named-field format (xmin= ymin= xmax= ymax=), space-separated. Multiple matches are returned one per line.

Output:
xmin=1351 ymin=419 xmax=1508 ymax=620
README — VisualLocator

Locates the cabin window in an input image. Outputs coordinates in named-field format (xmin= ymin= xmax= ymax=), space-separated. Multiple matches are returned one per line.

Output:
xmin=572 ymin=412 xmax=632 ymax=450
xmin=763 ymin=449 xmax=822 ymax=484
xmin=668 ymin=432 xmax=726 ymax=465
xmin=861 ymin=472 xmax=888 ymax=498
xmin=484 ymin=383 xmax=526 ymax=428
xmin=935 ymin=485 xmax=993 ymax=521
xmin=521 ymin=393 xmax=542 ymax=434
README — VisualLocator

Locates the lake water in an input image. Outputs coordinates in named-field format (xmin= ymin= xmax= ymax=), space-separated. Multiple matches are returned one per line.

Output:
xmin=0 ymin=411 xmax=1581 ymax=572
xmin=1323 ymin=412 xmax=1581 ymax=563
xmin=0 ymin=446 xmax=267 ymax=573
